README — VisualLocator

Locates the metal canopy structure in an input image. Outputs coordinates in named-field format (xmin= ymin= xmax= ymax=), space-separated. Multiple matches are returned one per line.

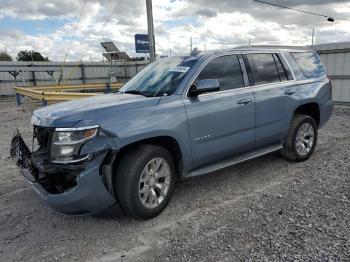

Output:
xmin=101 ymin=41 xmax=130 ymax=61
xmin=101 ymin=42 xmax=119 ymax=52
xmin=102 ymin=51 xmax=130 ymax=61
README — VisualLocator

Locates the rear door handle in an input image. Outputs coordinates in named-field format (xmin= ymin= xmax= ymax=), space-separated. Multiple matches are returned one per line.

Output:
xmin=284 ymin=90 xmax=295 ymax=95
xmin=237 ymin=98 xmax=253 ymax=105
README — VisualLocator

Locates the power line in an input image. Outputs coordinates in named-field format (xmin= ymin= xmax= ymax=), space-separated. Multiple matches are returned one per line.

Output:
xmin=69 ymin=0 xmax=124 ymax=63
xmin=295 ymin=18 xmax=329 ymax=26
xmin=58 ymin=0 xmax=87 ymax=85
xmin=254 ymin=0 xmax=328 ymax=18
xmin=254 ymin=0 xmax=350 ymax=22
xmin=62 ymin=0 xmax=87 ymax=63
xmin=61 ymin=0 xmax=125 ymax=84
xmin=95 ymin=1 xmax=124 ymax=41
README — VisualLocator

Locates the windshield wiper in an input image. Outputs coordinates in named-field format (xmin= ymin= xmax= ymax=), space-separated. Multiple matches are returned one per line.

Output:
xmin=123 ymin=90 xmax=153 ymax=97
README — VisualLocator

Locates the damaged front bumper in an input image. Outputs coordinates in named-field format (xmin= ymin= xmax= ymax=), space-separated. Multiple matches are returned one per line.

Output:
xmin=10 ymin=129 xmax=116 ymax=215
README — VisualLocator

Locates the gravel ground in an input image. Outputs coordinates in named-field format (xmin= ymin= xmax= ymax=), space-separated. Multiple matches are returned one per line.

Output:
xmin=0 ymin=97 xmax=349 ymax=262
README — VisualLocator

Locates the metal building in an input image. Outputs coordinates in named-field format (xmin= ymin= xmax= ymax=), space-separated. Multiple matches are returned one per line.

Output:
xmin=315 ymin=42 xmax=350 ymax=103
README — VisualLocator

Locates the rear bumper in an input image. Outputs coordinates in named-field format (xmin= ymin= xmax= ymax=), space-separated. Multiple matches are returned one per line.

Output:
xmin=26 ymin=165 xmax=116 ymax=215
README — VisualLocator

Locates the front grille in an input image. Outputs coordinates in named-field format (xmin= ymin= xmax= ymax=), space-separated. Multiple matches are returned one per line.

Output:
xmin=31 ymin=126 xmax=79 ymax=194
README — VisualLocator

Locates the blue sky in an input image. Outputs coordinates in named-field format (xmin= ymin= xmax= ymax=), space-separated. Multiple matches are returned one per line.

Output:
xmin=0 ymin=17 xmax=70 ymax=35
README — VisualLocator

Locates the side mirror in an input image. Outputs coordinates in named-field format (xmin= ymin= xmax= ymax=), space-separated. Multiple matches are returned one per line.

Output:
xmin=189 ymin=79 xmax=220 ymax=97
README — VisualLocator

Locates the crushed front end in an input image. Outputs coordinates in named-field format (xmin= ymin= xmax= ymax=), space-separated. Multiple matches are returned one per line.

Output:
xmin=10 ymin=125 xmax=116 ymax=215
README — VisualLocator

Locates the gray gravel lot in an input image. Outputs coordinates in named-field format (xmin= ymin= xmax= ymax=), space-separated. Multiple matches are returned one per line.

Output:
xmin=0 ymin=97 xmax=349 ymax=262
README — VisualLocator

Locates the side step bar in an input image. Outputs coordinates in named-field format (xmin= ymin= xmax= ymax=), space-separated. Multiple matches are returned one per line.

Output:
xmin=185 ymin=144 xmax=283 ymax=178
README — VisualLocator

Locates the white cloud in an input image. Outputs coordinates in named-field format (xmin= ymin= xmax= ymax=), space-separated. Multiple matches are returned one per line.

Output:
xmin=0 ymin=0 xmax=350 ymax=61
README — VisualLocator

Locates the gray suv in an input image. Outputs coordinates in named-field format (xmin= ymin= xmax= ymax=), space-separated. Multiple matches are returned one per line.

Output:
xmin=11 ymin=48 xmax=333 ymax=219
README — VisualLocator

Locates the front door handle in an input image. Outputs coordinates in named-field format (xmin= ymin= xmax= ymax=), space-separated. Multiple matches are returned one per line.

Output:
xmin=284 ymin=90 xmax=295 ymax=95
xmin=237 ymin=98 xmax=253 ymax=105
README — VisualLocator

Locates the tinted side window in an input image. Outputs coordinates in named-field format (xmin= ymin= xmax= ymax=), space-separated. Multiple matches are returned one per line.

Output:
xmin=291 ymin=52 xmax=326 ymax=79
xmin=273 ymin=54 xmax=288 ymax=81
xmin=197 ymin=55 xmax=244 ymax=91
xmin=277 ymin=54 xmax=293 ymax=80
xmin=246 ymin=54 xmax=281 ymax=85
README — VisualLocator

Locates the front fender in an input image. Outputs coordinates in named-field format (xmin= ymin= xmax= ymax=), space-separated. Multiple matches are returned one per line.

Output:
xmin=80 ymin=129 xmax=120 ymax=155
xmin=81 ymin=96 xmax=193 ymax=172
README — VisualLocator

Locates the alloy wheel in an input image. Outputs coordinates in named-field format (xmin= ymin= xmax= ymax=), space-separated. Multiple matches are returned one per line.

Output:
xmin=138 ymin=157 xmax=171 ymax=209
xmin=295 ymin=123 xmax=315 ymax=156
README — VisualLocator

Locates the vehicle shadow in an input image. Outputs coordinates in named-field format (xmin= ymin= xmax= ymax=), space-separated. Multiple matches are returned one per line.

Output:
xmin=93 ymin=152 xmax=287 ymax=221
xmin=95 ymin=203 xmax=125 ymax=219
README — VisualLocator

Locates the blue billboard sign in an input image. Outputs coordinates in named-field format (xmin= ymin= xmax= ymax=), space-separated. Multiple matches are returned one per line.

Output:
xmin=135 ymin=34 xmax=150 ymax=53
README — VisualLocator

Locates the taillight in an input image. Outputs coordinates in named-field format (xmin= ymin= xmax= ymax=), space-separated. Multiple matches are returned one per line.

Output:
xmin=328 ymin=77 xmax=332 ymax=100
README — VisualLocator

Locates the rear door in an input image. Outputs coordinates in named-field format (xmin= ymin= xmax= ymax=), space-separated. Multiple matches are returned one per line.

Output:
xmin=184 ymin=54 xmax=255 ymax=168
xmin=243 ymin=53 xmax=297 ymax=148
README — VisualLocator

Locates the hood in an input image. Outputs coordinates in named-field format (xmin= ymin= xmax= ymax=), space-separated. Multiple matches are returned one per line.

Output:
xmin=32 ymin=93 xmax=161 ymax=127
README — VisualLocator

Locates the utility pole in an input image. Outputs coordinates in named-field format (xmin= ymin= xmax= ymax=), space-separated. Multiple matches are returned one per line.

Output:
xmin=190 ymin=37 xmax=193 ymax=55
xmin=311 ymin=28 xmax=315 ymax=47
xmin=146 ymin=0 xmax=156 ymax=62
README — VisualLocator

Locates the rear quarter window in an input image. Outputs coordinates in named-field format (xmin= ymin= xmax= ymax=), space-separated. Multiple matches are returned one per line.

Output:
xmin=245 ymin=53 xmax=281 ymax=85
xmin=291 ymin=52 xmax=326 ymax=79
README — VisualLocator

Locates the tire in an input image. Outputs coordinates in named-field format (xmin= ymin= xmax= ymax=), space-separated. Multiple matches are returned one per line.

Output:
xmin=114 ymin=144 xmax=176 ymax=219
xmin=281 ymin=114 xmax=318 ymax=162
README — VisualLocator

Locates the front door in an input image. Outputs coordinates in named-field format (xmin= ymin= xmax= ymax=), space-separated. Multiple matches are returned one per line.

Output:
xmin=184 ymin=55 xmax=255 ymax=168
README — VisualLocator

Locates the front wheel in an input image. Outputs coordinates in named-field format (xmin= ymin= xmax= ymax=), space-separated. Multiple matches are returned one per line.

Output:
xmin=281 ymin=114 xmax=318 ymax=162
xmin=115 ymin=145 xmax=176 ymax=219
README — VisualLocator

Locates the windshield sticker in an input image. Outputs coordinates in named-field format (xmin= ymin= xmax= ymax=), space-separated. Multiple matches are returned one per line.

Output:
xmin=169 ymin=66 xmax=190 ymax=73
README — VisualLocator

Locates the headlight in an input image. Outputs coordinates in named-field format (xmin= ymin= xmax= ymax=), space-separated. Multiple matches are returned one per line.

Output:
xmin=51 ymin=125 xmax=99 ymax=163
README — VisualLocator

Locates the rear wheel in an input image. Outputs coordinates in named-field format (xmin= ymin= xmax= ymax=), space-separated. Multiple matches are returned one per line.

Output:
xmin=281 ymin=114 xmax=318 ymax=162
xmin=115 ymin=145 xmax=175 ymax=219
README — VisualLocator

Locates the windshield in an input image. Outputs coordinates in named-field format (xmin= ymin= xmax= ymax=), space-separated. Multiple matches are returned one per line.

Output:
xmin=120 ymin=57 xmax=198 ymax=97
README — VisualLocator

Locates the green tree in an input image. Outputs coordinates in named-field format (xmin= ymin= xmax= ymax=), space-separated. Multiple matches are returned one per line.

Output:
xmin=16 ymin=50 xmax=49 ymax=62
xmin=0 ymin=51 xmax=13 ymax=61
